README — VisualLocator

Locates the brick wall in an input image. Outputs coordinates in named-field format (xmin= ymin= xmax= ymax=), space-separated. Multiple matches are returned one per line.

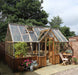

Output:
xmin=69 ymin=41 xmax=78 ymax=59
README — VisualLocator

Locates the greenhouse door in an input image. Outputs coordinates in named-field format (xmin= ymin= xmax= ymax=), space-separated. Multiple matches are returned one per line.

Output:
xmin=49 ymin=38 xmax=55 ymax=64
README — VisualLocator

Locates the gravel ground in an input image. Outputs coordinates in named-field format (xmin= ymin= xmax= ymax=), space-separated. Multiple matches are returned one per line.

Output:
xmin=53 ymin=67 xmax=78 ymax=75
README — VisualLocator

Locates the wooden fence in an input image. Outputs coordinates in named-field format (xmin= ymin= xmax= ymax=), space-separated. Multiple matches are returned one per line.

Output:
xmin=0 ymin=42 xmax=5 ymax=61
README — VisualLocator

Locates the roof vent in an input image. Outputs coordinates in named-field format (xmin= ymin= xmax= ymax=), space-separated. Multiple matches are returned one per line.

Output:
xmin=27 ymin=26 xmax=33 ymax=33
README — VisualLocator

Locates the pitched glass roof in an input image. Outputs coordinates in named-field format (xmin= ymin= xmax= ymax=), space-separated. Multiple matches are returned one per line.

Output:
xmin=9 ymin=24 xmax=68 ymax=42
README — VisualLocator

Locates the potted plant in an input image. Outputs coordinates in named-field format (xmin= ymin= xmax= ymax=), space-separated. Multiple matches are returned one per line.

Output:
xmin=22 ymin=59 xmax=32 ymax=71
xmin=71 ymin=56 xmax=77 ymax=64
xmin=14 ymin=42 xmax=29 ymax=58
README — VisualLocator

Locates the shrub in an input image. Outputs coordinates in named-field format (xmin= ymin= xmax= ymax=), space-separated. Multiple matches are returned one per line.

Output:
xmin=14 ymin=42 xmax=29 ymax=57
xmin=71 ymin=56 xmax=77 ymax=64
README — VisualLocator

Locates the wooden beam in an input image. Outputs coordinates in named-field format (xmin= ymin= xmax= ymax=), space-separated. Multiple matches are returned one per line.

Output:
xmin=17 ymin=26 xmax=24 ymax=41
xmin=50 ymin=30 xmax=59 ymax=42
xmin=25 ymin=27 xmax=32 ymax=42
xmin=40 ymin=29 xmax=49 ymax=33
xmin=45 ymin=37 xmax=47 ymax=55
xmin=54 ymin=30 xmax=63 ymax=42
xmin=9 ymin=24 xmax=14 ymax=41
xmin=52 ymin=38 xmax=55 ymax=64
xmin=49 ymin=38 xmax=51 ymax=51
xmin=36 ymin=43 xmax=38 ymax=55
xmin=38 ymin=43 xmax=40 ymax=56
xmin=33 ymin=28 xmax=38 ymax=38
xmin=6 ymin=41 xmax=13 ymax=43
xmin=38 ymin=31 xmax=45 ymax=40
xmin=30 ymin=43 xmax=33 ymax=54
xmin=40 ymin=28 xmax=51 ymax=42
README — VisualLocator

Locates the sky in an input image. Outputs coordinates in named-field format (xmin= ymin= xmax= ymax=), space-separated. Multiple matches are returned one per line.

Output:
xmin=42 ymin=0 xmax=78 ymax=35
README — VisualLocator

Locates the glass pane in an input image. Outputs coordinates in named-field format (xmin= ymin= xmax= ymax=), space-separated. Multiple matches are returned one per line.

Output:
xmin=48 ymin=32 xmax=53 ymax=37
xmin=19 ymin=26 xmax=26 ymax=34
xmin=30 ymin=32 xmax=37 ymax=41
xmin=52 ymin=30 xmax=62 ymax=42
xmin=57 ymin=30 xmax=68 ymax=42
xmin=10 ymin=43 xmax=13 ymax=56
xmin=39 ymin=28 xmax=49 ymax=31
xmin=38 ymin=31 xmax=47 ymax=40
xmin=23 ymin=34 xmax=29 ymax=42
xmin=34 ymin=28 xmax=40 ymax=37
xmin=10 ymin=25 xmax=22 ymax=41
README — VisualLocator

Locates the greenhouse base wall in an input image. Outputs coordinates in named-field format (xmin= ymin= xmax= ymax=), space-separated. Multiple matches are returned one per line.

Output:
xmin=5 ymin=54 xmax=37 ymax=72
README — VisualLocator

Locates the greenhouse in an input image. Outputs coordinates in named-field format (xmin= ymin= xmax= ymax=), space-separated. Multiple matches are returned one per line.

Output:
xmin=5 ymin=23 xmax=68 ymax=71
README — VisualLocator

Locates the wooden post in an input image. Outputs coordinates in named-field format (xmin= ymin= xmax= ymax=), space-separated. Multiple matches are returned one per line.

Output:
xmin=36 ymin=43 xmax=37 ymax=55
xmin=45 ymin=38 xmax=47 ymax=55
xmin=52 ymin=38 xmax=55 ymax=64
xmin=13 ymin=42 xmax=15 ymax=57
xmin=49 ymin=38 xmax=50 ymax=51
xmin=38 ymin=43 xmax=40 ymax=56
xmin=30 ymin=43 xmax=33 ymax=54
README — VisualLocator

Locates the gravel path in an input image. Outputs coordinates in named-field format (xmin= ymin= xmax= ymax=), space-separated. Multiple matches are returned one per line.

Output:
xmin=53 ymin=67 xmax=78 ymax=75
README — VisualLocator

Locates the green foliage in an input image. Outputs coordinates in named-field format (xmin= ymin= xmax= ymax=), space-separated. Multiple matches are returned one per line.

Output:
xmin=0 ymin=21 xmax=8 ymax=42
xmin=49 ymin=16 xmax=75 ymax=39
xmin=60 ymin=26 xmax=75 ymax=39
xmin=71 ymin=56 xmax=77 ymax=64
xmin=0 ymin=0 xmax=48 ymax=42
xmin=49 ymin=16 xmax=63 ymax=28
xmin=14 ymin=42 xmax=29 ymax=57
xmin=73 ymin=58 xmax=77 ymax=63
xmin=25 ymin=19 xmax=44 ymax=26
xmin=47 ymin=41 xmax=53 ymax=46
xmin=1 ymin=0 xmax=48 ymax=25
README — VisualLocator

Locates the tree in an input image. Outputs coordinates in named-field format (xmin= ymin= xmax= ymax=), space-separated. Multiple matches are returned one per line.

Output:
xmin=49 ymin=16 xmax=75 ymax=39
xmin=0 ymin=0 xmax=48 ymax=42
xmin=60 ymin=26 xmax=75 ymax=39
xmin=49 ymin=16 xmax=63 ymax=28
xmin=1 ymin=0 xmax=48 ymax=26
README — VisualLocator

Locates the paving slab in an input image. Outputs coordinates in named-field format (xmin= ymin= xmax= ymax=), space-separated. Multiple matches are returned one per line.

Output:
xmin=0 ymin=61 xmax=78 ymax=75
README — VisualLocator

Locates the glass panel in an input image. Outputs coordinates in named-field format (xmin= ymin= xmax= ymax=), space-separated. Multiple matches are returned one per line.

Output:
xmin=49 ymin=32 xmax=57 ymax=41
xmin=39 ymin=28 xmax=44 ymax=30
xmin=7 ymin=43 xmax=10 ymax=55
xmin=34 ymin=28 xmax=40 ymax=37
xmin=19 ymin=26 xmax=26 ymax=34
xmin=30 ymin=32 xmax=37 ymax=41
xmin=38 ymin=31 xmax=47 ymax=40
xmin=5 ymin=42 xmax=13 ymax=56
xmin=57 ymin=30 xmax=68 ymax=42
xmin=48 ymin=32 xmax=53 ymax=37
xmin=52 ymin=30 xmax=62 ymax=42
xmin=23 ymin=34 xmax=29 ymax=42
xmin=10 ymin=25 xmax=22 ymax=41
xmin=10 ymin=43 xmax=13 ymax=56
xmin=39 ymin=28 xmax=49 ymax=31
